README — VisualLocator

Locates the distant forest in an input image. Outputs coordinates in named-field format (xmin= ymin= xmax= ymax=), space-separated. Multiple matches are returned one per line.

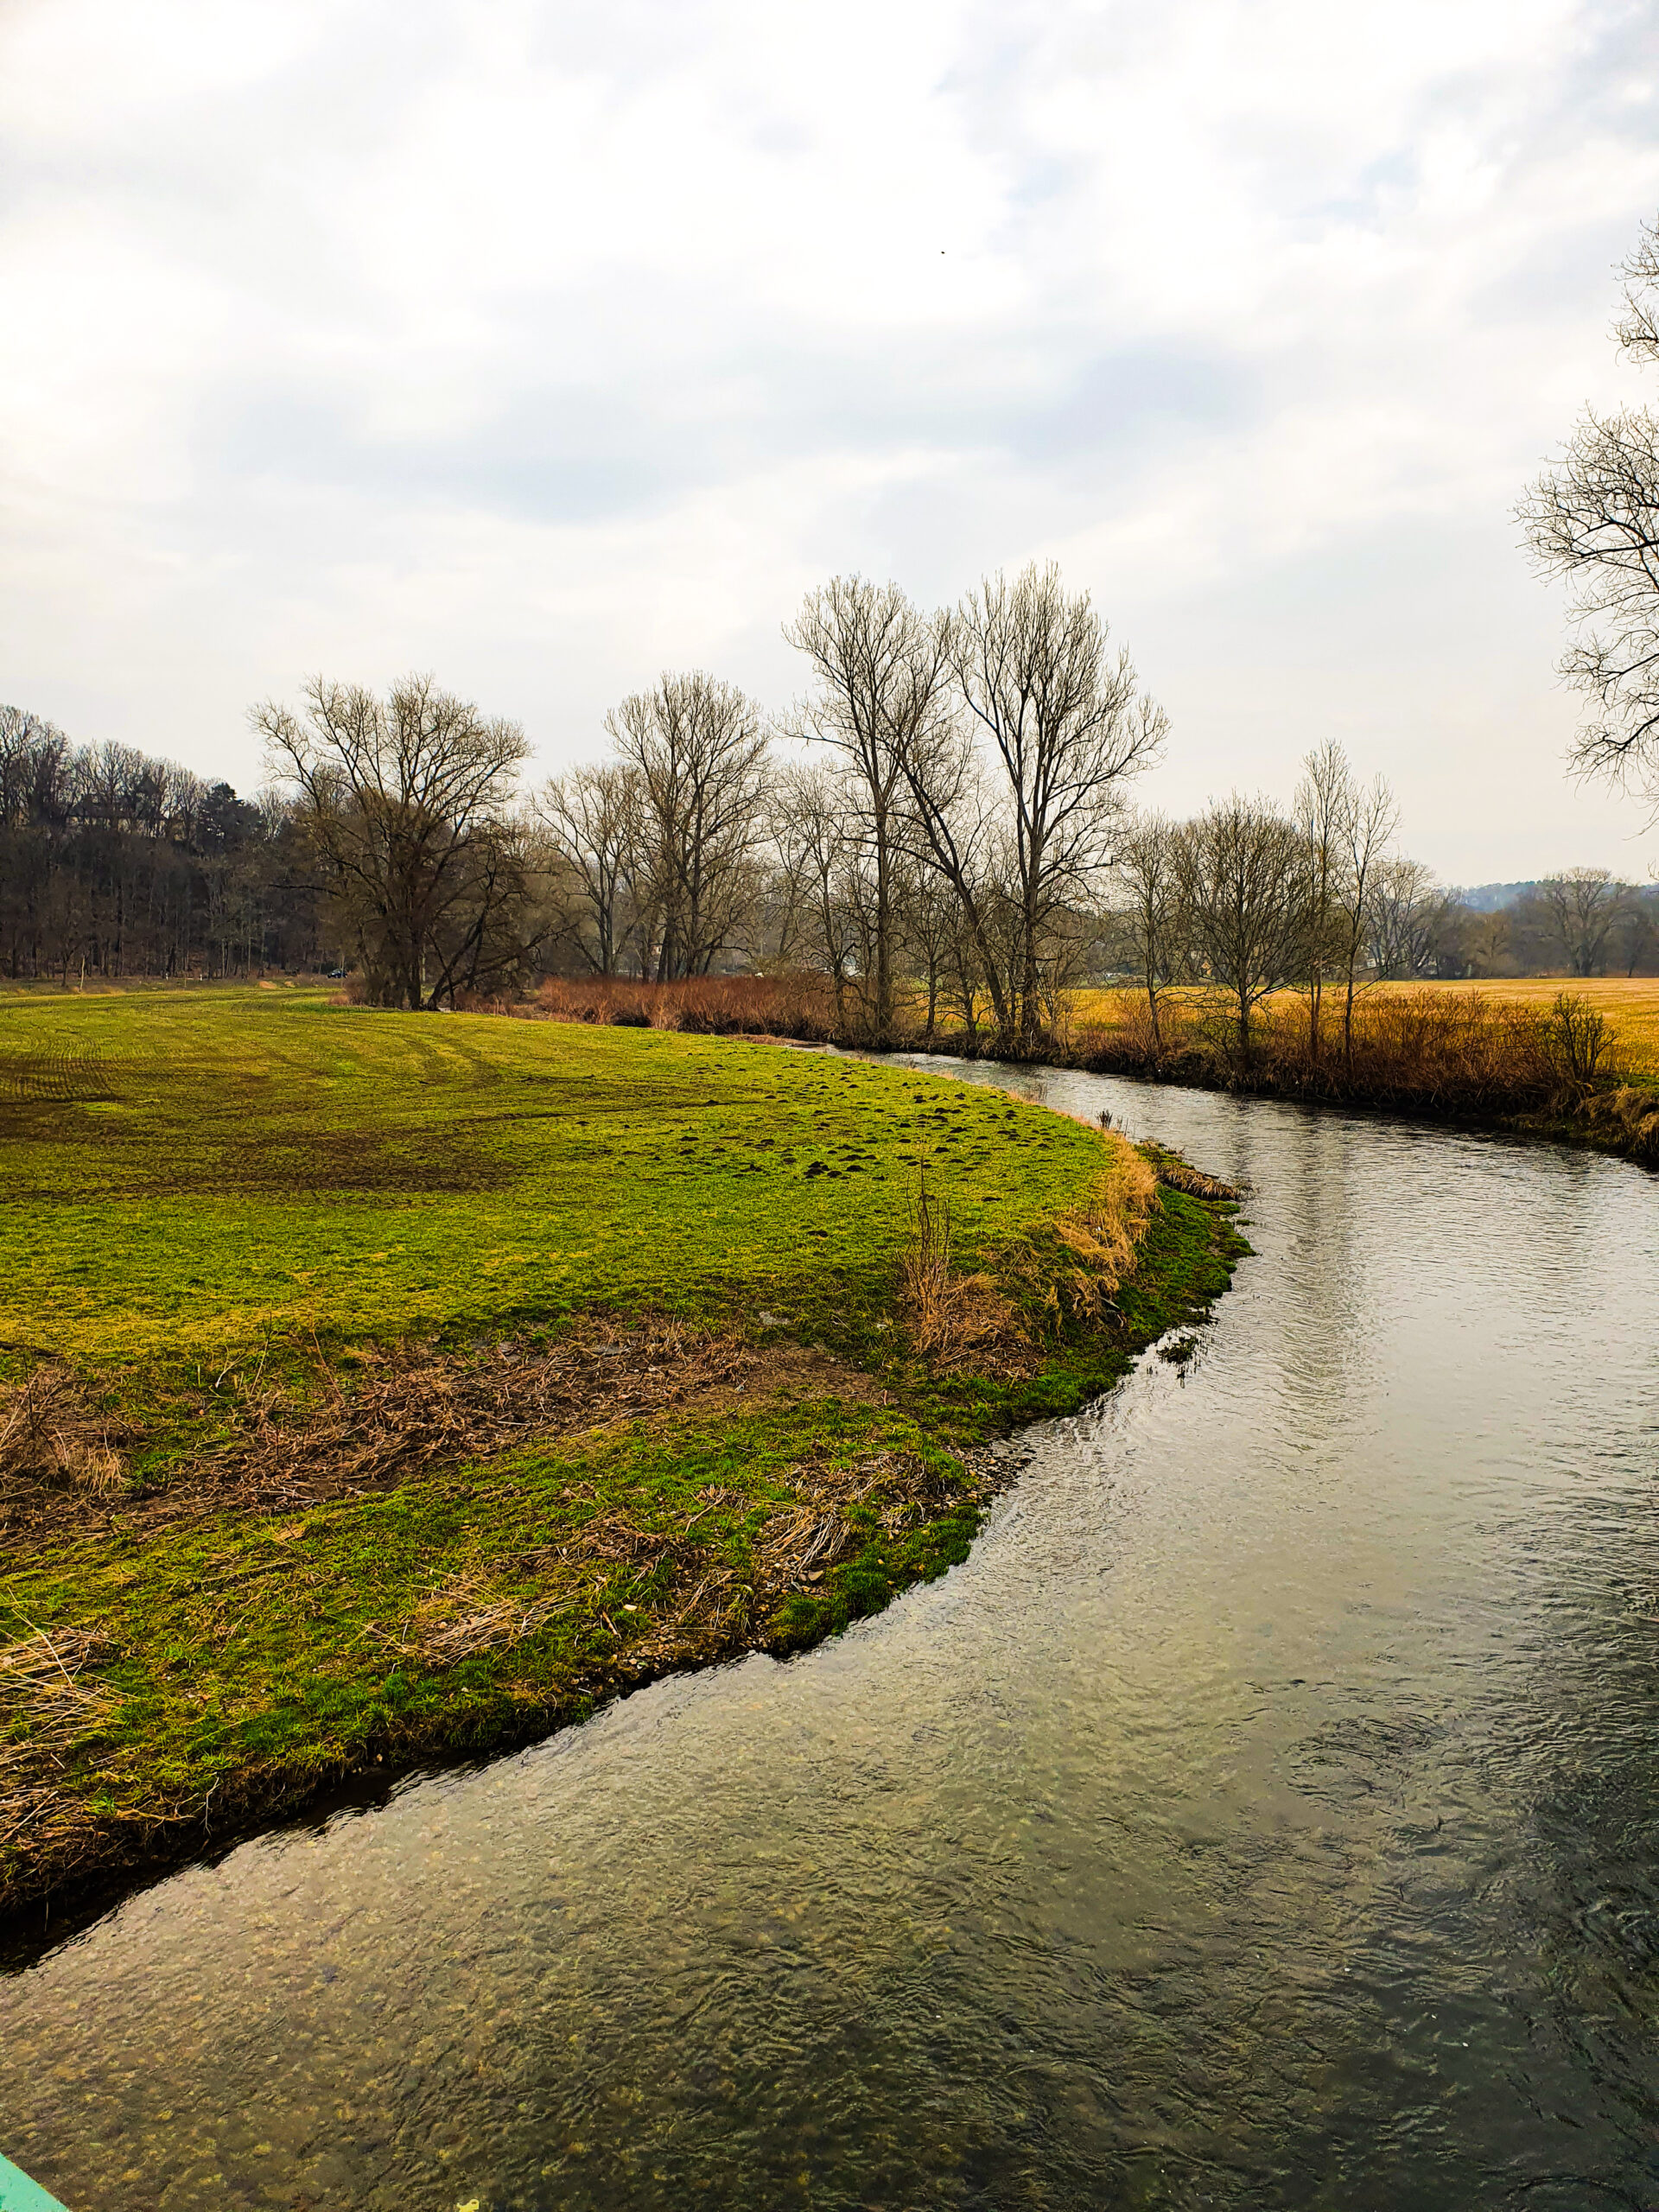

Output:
xmin=0 ymin=705 xmax=329 ymax=982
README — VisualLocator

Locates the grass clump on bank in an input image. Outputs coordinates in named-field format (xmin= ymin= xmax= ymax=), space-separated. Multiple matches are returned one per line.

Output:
xmin=0 ymin=986 xmax=1243 ymax=1915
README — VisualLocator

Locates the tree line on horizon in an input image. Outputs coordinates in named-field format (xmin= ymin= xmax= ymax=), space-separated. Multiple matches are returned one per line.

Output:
xmin=2 ymin=564 xmax=1656 ymax=1048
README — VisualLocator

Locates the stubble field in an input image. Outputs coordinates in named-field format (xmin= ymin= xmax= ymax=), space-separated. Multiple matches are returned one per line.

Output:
xmin=1069 ymin=975 xmax=1659 ymax=1075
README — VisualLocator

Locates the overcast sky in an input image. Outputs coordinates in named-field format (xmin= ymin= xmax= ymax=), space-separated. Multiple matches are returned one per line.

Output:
xmin=3 ymin=0 xmax=1657 ymax=881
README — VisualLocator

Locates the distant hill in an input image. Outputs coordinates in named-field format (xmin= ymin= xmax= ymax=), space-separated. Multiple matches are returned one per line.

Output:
xmin=1451 ymin=881 xmax=1539 ymax=912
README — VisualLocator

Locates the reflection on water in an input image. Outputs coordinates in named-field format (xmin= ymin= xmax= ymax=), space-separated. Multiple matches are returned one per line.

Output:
xmin=3 ymin=1068 xmax=1657 ymax=2210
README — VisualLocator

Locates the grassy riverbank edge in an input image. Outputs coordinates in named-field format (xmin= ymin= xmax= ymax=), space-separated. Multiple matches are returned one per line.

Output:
xmin=0 ymin=993 xmax=1249 ymax=1925
xmin=0 ymin=1185 xmax=1243 ymax=1929
xmin=515 ymin=982 xmax=1659 ymax=1168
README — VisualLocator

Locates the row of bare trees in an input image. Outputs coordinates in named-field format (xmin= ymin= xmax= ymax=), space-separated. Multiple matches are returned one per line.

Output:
xmin=241 ymin=557 xmax=1649 ymax=1032
xmin=10 ymin=531 xmax=1649 ymax=1027
xmin=540 ymin=563 xmax=1166 ymax=1051
xmin=1113 ymin=751 xmax=1426 ymax=1065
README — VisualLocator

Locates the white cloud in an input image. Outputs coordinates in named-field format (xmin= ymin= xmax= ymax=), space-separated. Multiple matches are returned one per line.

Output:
xmin=0 ymin=0 xmax=1656 ymax=876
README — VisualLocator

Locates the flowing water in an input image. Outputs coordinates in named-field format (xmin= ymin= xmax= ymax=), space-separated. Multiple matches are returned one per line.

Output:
xmin=3 ymin=1065 xmax=1657 ymax=2211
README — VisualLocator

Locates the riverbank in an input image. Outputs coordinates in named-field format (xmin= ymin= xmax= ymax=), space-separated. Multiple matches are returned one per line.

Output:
xmin=0 ymin=989 xmax=1244 ymax=1917
xmin=916 ymin=990 xmax=1659 ymax=1166
xmin=1058 ymin=1039 xmax=1659 ymax=1166
xmin=502 ymin=976 xmax=1659 ymax=1167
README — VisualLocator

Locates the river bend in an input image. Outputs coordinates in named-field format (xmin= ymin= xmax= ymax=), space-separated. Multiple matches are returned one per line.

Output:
xmin=3 ymin=1065 xmax=1656 ymax=2210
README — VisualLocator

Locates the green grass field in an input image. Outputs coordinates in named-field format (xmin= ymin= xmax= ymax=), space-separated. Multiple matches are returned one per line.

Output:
xmin=0 ymin=983 xmax=1124 ymax=1370
xmin=0 ymin=987 xmax=1242 ymax=1914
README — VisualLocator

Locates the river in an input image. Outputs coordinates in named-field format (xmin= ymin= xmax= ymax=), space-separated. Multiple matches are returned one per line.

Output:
xmin=3 ymin=1064 xmax=1656 ymax=2210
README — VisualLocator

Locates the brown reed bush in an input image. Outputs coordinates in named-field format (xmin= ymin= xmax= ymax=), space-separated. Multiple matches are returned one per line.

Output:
xmin=533 ymin=971 xmax=837 ymax=1040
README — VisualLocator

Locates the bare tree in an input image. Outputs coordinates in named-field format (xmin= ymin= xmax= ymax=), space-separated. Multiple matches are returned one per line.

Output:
xmin=898 ymin=868 xmax=961 ymax=1046
xmin=888 ymin=708 xmax=1020 ymax=1041
xmin=1615 ymin=893 xmax=1657 ymax=974
xmin=1335 ymin=771 xmax=1398 ymax=1066
xmin=1464 ymin=905 xmax=1512 ymax=979
xmin=607 ymin=671 xmax=771 ymax=981
xmin=1293 ymin=740 xmax=1359 ymax=1065
xmin=1365 ymin=856 xmax=1446 ymax=980
xmin=1536 ymin=865 xmax=1626 ymax=976
xmin=943 ymin=563 xmax=1166 ymax=1053
xmin=1111 ymin=812 xmax=1183 ymax=1058
xmin=540 ymin=761 xmax=642 ymax=975
xmin=1178 ymin=796 xmax=1306 ymax=1060
xmin=253 ymin=673 xmax=532 ymax=1008
xmin=1522 ymin=214 xmax=1659 ymax=813
xmin=940 ymin=872 xmax=995 ymax=1046
xmin=772 ymin=760 xmax=862 ymax=1031
xmin=784 ymin=576 xmax=948 ymax=1045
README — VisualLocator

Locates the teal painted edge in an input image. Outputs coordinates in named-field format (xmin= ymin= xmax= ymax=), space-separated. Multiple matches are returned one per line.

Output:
xmin=0 ymin=2154 xmax=69 ymax=2212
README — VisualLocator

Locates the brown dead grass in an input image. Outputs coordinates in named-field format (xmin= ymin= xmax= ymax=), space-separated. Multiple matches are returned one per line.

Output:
xmin=0 ymin=1320 xmax=887 ymax=1554
xmin=0 ymin=1624 xmax=118 ymax=1880
xmin=898 ymin=1128 xmax=1160 ymax=1369
xmin=0 ymin=1368 xmax=130 ymax=1502
xmin=527 ymin=972 xmax=837 ymax=1039
xmin=389 ymin=1440 xmax=977 ymax=1682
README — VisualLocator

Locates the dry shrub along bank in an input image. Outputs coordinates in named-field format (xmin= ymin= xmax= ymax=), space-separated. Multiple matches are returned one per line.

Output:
xmin=0 ymin=987 xmax=1242 ymax=1915
xmin=1060 ymin=982 xmax=1659 ymax=1160
xmin=1070 ymin=975 xmax=1659 ymax=1080
xmin=527 ymin=971 xmax=837 ymax=1039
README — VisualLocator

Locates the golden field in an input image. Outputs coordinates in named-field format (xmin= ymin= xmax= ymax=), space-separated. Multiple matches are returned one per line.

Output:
xmin=1067 ymin=976 xmax=1659 ymax=1077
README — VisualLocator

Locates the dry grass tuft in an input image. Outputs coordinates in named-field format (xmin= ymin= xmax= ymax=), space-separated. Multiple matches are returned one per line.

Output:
xmin=0 ymin=1623 xmax=119 ymax=1861
xmin=898 ymin=1168 xmax=1022 ymax=1370
xmin=897 ymin=1129 xmax=1160 ymax=1364
xmin=1145 ymin=1150 xmax=1243 ymax=1202
xmin=1018 ymin=1135 xmax=1159 ymax=1330
xmin=0 ymin=1368 xmax=130 ymax=1502
xmin=405 ymin=1586 xmax=563 ymax=1669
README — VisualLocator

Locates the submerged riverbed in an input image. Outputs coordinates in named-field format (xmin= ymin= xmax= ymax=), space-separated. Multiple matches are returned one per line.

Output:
xmin=3 ymin=1065 xmax=1657 ymax=2210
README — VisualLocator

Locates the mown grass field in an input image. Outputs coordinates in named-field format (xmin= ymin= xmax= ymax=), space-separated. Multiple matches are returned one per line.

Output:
xmin=1068 ymin=976 xmax=1659 ymax=1075
xmin=0 ymin=987 xmax=1241 ymax=1913
xmin=2 ymin=982 xmax=1109 ymax=1371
